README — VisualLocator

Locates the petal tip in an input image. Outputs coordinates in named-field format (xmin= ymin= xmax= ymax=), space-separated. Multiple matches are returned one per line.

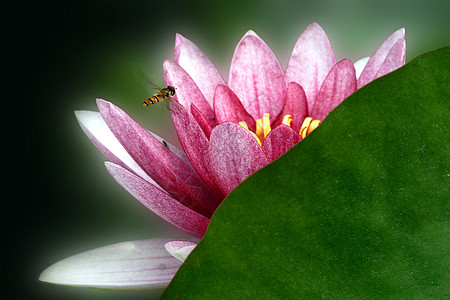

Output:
xmin=165 ymin=241 xmax=197 ymax=262
xmin=174 ymin=34 xmax=185 ymax=61
xmin=175 ymin=32 xmax=184 ymax=41
xmin=74 ymin=110 xmax=96 ymax=125
xmin=306 ymin=22 xmax=324 ymax=32
xmin=38 ymin=267 xmax=54 ymax=284
xmin=104 ymin=160 xmax=114 ymax=169
xmin=163 ymin=58 xmax=174 ymax=67
xmin=95 ymin=98 xmax=111 ymax=108
xmin=73 ymin=110 xmax=83 ymax=118
xmin=163 ymin=59 xmax=177 ymax=73
xmin=244 ymin=30 xmax=259 ymax=38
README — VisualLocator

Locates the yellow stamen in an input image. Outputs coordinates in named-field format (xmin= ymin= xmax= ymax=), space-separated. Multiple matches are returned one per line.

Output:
xmin=300 ymin=117 xmax=321 ymax=138
xmin=282 ymin=114 xmax=293 ymax=126
xmin=308 ymin=120 xmax=321 ymax=135
xmin=239 ymin=121 xmax=262 ymax=146
xmin=299 ymin=117 xmax=311 ymax=138
xmin=254 ymin=113 xmax=272 ymax=143
xmin=238 ymin=121 xmax=249 ymax=130
xmin=262 ymin=113 xmax=271 ymax=138
xmin=240 ymin=113 xmax=321 ymax=146
xmin=255 ymin=119 xmax=263 ymax=142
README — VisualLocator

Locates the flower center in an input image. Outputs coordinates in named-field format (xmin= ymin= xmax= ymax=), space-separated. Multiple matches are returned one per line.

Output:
xmin=239 ymin=114 xmax=321 ymax=146
xmin=299 ymin=117 xmax=321 ymax=139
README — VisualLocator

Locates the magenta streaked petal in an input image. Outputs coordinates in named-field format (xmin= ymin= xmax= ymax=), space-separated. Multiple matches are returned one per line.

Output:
xmin=310 ymin=59 xmax=357 ymax=121
xmin=353 ymin=57 xmax=370 ymax=79
xmin=213 ymin=84 xmax=256 ymax=132
xmin=263 ymin=124 xmax=302 ymax=162
xmin=174 ymin=34 xmax=226 ymax=107
xmin=165 ymin=240 xmax=197 ymax=262
xmin=228 ymin=30 xmax=285 ymax=120
xmin=74 ymin=110 xmax=160 ymax=188
xmin=97 ymin=99 xmax=218 ymax=217
xmin=285 ymin=23 xmax=336 ymax=111
xmin=272 ymin=82 xmax=308 ymax=132
xmin=357 ymin=28 xmax=405 ymax=88
xmin=171 ymin=104 xmax=223 ymax=201
xmin=163 ymin=59 xmax=215 ymax=124
xmin=190 ymin=103 xmax=213 ymax=139
xmin=105 ymin=162 xmax=210 ymax=238
xmin=39 ymin=239 xmax=185 ymax=290
xmin=147 ymin=130 xmax=192 ymax=168
xmin=375 ymin=38 xmax=406 ymax=79
xmin=207 ymin=122 xmax=269 ymax=196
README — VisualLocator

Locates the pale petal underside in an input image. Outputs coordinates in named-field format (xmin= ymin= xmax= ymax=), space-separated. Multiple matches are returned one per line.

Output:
xmin=74 ymin=110 xmax=159 ymax=187
xmin=353 ymin=57 xmax=370 ymax=79
xmin=165 ymin=240 xmax=198 ymax=262
xmin=39 ymin=239 xmax=185 ymax=290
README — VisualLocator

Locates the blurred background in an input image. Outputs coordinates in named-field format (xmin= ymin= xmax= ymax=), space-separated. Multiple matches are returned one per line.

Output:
xmin=9 ymin=0 xmax=448 ymax=299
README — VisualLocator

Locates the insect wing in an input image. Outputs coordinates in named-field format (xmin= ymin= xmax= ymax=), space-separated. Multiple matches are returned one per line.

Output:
xmin=163 ymin=96 xmax=182 ymax=111
xmin=146 ymin=80 xmax=164 ymax=92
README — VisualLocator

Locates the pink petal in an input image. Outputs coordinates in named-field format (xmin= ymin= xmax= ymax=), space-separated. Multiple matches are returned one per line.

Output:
xmin=285 ymin=23 xmax=336 ymax=111
xmin=164 ymin=59 xmax=215 ymax=125
xmin=228 ymin=31 xmax=286 ymax=120
xmin=97 ymin=99 xmax=218 ymax=217
xmin=207 ymin=122 xmax=269 ymax=196
xmin=39 ymin=238 xmax=185 ymax=290
xmin=310 ymin=59 xmax=357 ymax=121
xmin=375 ymin=38 xmax=406 ymax=79
xmin=147 ymin=130 xmax=192 ymax=168
xmin=165 ymin=240 xmax=197 ymax=262
xmin=262 ymin=124 xmax=302 ymax=162
xmin=174 ymin=34 xmax=226 ymax=107
xmin=213 ymin=84 xmax=256 ymax=132
xmin=74 ymin=110 xmax=160 ymax=187
xmin=105 ymin=162 xmax=210 ymax=239
xmin=271 ymin=82 xmax=308 ymax=132
xmin=357 ymin=28 xmax=405 ymax=88
xmin=190 ymin=103 xmax=213 ymax=139
xmin=170 ymin=104 xmax=223 ymax=201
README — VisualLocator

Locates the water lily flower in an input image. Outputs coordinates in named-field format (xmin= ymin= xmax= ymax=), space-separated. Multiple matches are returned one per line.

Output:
xmin=40 ymin=23 xmax=406 ymax=290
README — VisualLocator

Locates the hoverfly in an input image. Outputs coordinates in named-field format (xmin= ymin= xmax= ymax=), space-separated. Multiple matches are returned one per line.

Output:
xmin=142 ymin=85 xmax=177 ymax=108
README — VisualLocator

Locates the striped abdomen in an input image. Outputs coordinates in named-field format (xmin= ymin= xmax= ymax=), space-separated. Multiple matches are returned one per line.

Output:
xmin=142 ymin=94 xmax=164 ymax=106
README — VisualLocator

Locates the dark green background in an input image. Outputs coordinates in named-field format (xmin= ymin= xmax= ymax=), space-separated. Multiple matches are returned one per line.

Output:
xmin=11 ymin=0 xmax=449 ymax=299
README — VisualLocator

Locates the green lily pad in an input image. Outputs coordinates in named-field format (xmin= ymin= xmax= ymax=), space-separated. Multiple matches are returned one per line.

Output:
xmin=162 ymin=46 xmax=449 ymax=299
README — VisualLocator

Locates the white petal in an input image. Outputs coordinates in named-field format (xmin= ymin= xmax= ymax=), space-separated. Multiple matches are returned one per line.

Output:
xmin=165 ymin=240 xmax=197 ymax=262
xmin=74 ymin=110 xmax=160 ymax=187
xmin=39 ymin=239 xmax=187 ymax=290
xmin=353 ymin=57 xmax=370 ymax=80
